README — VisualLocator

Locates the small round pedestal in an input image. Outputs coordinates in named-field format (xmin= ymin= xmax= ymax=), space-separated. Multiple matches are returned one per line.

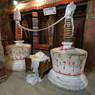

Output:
xmin=6 ymin=43 xmax=31 ymax=71
xmin=48 ymin=47 xmax=88 ymax=90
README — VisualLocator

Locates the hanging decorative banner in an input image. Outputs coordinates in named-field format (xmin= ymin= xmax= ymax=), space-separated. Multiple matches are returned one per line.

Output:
xmin=43 ymin=7 xmax=56 ymax=16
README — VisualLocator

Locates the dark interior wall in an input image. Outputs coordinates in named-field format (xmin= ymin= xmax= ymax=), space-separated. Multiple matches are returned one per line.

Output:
xmin=38 ymin=13 xmax=56 ymax=46
xmin=84 ymin=0 xmax=95 ymax=72
xmin=38 ymin=13 xmax=49 ymax=44
xmin=37 ymin=2 xmax=87 ymax=48
xmin=21 ymin=14 xmax=33 ymax=44
xmin=74 ymin=17 xmax=86 ymax=48
xmin=0 ymin=9 xmax=14 ymax=46
xmin=54 ymin=9 xmax=64 ymax=47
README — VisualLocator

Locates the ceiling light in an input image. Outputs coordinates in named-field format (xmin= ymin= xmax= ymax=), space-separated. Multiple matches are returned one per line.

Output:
xmin=13 ymin=0 xmax=18 ymax=6
xmin=36 ymin=0 xmax=44 ymax=2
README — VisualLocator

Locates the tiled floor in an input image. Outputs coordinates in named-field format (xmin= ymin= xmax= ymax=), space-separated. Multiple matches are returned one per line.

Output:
xmin=0 ymin=71 xmax=95 ymax=95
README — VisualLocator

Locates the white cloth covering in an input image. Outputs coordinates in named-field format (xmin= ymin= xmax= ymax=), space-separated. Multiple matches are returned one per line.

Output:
xmin=26 ymin=51 xmax=49 ymax=85
xmin=26 ymin=74 xmax=42 ymax=85
xmin=31 ymin=51 xmax=49 ymax=75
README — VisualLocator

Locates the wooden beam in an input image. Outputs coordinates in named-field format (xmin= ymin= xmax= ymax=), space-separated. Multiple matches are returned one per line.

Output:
xmin=7 ymin=0 xmax=81 ymax=14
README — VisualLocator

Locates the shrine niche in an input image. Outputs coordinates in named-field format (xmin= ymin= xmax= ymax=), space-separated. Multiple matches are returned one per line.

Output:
xmin=21 ymin=14 xmax=32 ymax=44
xmin=37 ymin=13 xmax=56 ymax=48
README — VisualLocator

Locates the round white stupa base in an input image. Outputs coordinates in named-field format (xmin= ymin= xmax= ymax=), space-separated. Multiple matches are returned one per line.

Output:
xmin=6 ymin=60 xmax=25 ymax=71
xmin=48 ymin=69 xmax=88 ymax=91
xmin=6 ymin=43 xmax=31 ymax=71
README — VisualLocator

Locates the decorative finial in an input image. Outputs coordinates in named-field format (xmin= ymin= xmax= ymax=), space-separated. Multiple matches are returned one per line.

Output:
xmin=62 ymin=2 xmax=76 ymax=49
xmin=14 ymin=8 xmax=21 ymax=21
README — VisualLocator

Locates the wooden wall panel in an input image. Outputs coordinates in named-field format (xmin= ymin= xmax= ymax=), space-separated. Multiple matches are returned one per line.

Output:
xmin=84 ymin=19 xmax=95 ymax=72
xmin=84 ymin=0 xmax=95 ymax=72
xmin=0 ymin=10 xmax=14 ymax=48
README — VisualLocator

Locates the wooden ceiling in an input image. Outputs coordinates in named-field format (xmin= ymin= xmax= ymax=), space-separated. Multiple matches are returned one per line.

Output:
xmin=0 ymin=0 xmax=87 ymax=13
xmin=0 ymin=0 xmax=86 ymax=8
xmin=0 ymin=0 xmax=31 ymax=8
